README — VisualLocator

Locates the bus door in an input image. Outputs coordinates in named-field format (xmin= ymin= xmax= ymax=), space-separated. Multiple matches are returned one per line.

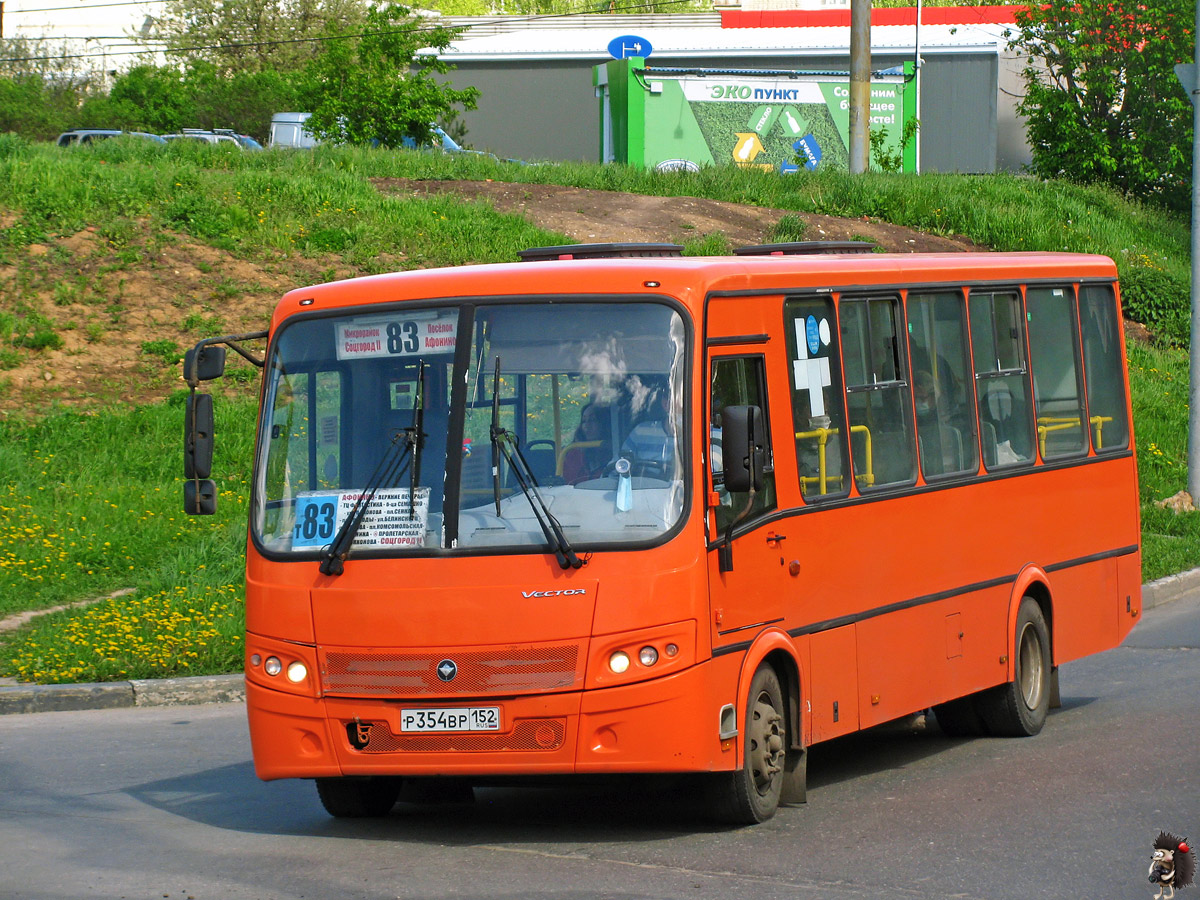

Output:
xmin=705 ymin=352 xmax=784 ymax=648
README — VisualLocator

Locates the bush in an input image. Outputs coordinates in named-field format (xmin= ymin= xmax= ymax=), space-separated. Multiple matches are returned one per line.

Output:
xmin=1120 ymin=264 xmax=1191 ymax=347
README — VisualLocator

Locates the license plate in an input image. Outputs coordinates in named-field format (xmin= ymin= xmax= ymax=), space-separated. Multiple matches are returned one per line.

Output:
xmin=399 ymin=707 xmax=501 ymax=733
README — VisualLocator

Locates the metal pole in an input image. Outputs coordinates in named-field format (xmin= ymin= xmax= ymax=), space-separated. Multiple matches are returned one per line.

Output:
xmin=914 ymin=0 xmax=922 ymax=173
xmin=849 ymin=0 xmax=871 ymax=174
xmin=1188 ymin=0 xmax=1200 ymax=501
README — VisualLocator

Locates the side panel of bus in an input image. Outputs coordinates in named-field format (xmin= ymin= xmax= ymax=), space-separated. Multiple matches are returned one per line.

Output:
xmin=704 ymin=272 xmax=1139 ymax=750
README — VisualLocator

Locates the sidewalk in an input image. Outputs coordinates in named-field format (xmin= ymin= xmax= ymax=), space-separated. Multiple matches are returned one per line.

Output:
xmin=3 ymin=567 xmax=1199 ymax=716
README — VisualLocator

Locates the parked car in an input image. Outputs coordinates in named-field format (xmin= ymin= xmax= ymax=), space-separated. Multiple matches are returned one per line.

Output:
xmin=56 ymin=129 xmax=166 ymax=146
xmin=162 ymin=129 xmax=243 ymax=147
xmin=210 ymin=129 xmax=263 ymax=150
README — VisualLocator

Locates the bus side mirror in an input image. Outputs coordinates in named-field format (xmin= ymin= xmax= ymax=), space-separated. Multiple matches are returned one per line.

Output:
xmin=721 ymin=405 xmax=765 ymax=494
xmin=184 ymin=344 xmax=227 ymax=385
xmin=185 ymin=393 xmax=214 ymax=479
xmin=184 ymin=478 xmax=217 ymax=515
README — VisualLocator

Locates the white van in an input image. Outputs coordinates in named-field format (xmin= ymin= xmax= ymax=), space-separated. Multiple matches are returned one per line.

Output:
xmin=269 ymin=113 xmax=318 ymax=149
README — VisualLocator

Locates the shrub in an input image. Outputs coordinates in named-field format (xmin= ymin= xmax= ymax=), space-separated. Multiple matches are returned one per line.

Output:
xmin=1120 ymin=264 xmax=1190 ymax=347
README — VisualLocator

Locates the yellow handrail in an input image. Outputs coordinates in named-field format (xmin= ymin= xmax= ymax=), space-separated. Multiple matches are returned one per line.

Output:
xmin=795 ymin=424 xmax=873 ymax=494
xmin=1036 ymin=416 xmax=1080 ymax=458
xmin=557 ymin=440 xmax=604 ymax=476
xmin=1036 ymin=414 xmax=1114 ymax=456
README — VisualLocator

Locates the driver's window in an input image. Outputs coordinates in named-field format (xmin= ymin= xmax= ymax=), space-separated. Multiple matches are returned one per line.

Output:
xmin=710 ymin=356 xmax=776 ymax=532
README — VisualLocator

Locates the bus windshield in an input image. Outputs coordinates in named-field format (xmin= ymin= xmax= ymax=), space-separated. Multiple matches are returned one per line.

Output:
xmin=252 ymin=300 xmax=687 ymax=558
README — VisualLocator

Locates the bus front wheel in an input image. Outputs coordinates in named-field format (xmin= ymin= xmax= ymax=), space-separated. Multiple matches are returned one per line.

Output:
xmin=709 ymin=664 xmax=787 ymax=824
xmin=978 ymin=597 xmax=1051 ymax=737
xmin=315 ymin=776 xmax=402 ymax=818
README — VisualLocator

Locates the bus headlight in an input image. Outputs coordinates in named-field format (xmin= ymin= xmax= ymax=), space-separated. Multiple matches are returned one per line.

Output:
xmin=264 ymin=656 xmax=283 ymax=676
xmin=639 ymin=646 xmax=659 ymax=667
xmin=609 ymin=651 xmax=631 ymax=674
xmin=286 ymin=661 xmax=308 ymax=683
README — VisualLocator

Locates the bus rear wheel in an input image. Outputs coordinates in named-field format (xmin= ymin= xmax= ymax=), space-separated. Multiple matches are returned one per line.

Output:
xmin=977 ymin=597 xmax=1051 ymax=736
xmin=315 ymin=776 xmax=402 ymax=817
xmin=709 ymin=664 xmax=787 ymax=825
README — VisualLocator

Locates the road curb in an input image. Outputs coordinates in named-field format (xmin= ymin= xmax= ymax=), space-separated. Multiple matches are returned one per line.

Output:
xmin=0 ymin=673 xmax=244 ymax=716
xmin=1141 ymin=566 xmax=1200 ymax=610
xmin=1 ymin=570 xmax=1196 ymax=716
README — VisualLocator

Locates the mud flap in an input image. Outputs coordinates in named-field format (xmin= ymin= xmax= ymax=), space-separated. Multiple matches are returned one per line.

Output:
xmin=780 ymin=745 xmax=807 ymax=805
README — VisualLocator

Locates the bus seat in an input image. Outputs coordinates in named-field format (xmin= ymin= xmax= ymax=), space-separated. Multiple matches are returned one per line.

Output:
xmin=981 ymin=420 xmax=998 ymax=468
xmin=520 ymin=442 xmax=557 ymax=485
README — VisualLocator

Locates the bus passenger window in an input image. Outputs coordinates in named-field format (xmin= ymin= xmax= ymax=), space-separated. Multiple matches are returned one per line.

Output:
xmin=907 ymin=292 xmax=978 ymax=478
xmin=710 ymin=356 xmax=776 ymax=531
xmin=970 ymin=291 xmax=1035 ymax=469
xmin=785 ymin=298 xmax=849 ymax=500
xmin=1080 ymin=284 xmax=1130 ymax=452
xmin=840 ymin=296 xmax=916 ymax=489
xmin=1027 ymin=287 xmax=1087 ymax=459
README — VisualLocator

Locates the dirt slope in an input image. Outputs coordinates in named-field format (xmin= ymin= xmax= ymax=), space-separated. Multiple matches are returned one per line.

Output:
xmin=377 ymin=179 xmax=980 ymax=253
xmin=0 ymin=181 xmax=977 ymax=415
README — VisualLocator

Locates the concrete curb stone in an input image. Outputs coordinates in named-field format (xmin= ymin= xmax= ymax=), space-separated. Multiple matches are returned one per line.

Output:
xmin=1 ymin=569 xmax=1196 ymax=716
xmin=1141 ymin=566 xmax=1200 ymax=610
xmin=0 ymin=673 xmax=244 ymax=716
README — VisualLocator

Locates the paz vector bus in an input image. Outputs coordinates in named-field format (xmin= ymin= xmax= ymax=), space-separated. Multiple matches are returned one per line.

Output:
xmin=183 ymin=241 xmax=1141 ymax=824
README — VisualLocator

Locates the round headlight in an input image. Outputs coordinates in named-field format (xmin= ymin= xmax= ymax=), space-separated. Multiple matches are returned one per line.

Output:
xmin=609 ymin=651 xmax=630 ymax=674
xmin=638 ymin=646 xmax=659 ymax=667
xmin=286 ymin=661 xmax=308 ymax=683
xmin=264 ymin=656 xmax=282 ymax=676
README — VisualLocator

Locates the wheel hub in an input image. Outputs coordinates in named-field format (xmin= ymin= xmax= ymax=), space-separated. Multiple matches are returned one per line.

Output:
xmin=748 ymin=694 xmax=785 ymax=795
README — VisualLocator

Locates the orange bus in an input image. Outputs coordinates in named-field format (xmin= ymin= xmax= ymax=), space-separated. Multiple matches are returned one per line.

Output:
xmin=184 ymin=242 xmax=1141 ymax=824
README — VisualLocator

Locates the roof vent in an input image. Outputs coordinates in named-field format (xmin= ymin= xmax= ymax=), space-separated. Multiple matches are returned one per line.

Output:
xmin=518 ymin=242 xmax=685 ymax=262
xmin=734 ymin=241 xmax=876 ymax=256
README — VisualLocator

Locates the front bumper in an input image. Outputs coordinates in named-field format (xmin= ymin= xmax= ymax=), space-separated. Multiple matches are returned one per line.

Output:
xmin=247 ymin=659 xmax=732 ymax=781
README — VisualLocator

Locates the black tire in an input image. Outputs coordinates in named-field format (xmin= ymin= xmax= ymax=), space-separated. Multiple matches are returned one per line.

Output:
xmin=709 ymin=664 xmax=787 ymax=825
xmin=315 ymin=776 xmax=402 ymax=818
xmin=977 ymin=597 xmax=1051 ymax=736
xmin=932 ymin=696 xmax=986 ymax=737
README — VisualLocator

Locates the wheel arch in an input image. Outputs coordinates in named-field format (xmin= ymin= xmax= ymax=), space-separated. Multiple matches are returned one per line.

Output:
xmin=735 ymin=630 xmax=804 ymax=759
xmin=1010 ymin=565 xmax=1054 ymax=676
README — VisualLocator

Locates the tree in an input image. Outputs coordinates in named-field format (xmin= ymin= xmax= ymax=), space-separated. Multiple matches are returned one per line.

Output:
xmin=300 ymin=3 xmax=479 ymax=147
xmin=1008 ymin=0 xmax=1194 ymax=211
xmin=139 ymin=0 xmax=368 ymax=75
xmin=0 ymin=39 xmax=103 ymax=139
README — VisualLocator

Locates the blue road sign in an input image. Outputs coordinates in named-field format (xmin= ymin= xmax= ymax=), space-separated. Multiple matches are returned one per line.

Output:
xmin=608 ymin=35 xmax=653 ymax=60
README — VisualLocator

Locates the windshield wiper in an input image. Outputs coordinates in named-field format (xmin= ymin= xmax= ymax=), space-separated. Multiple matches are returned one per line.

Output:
xmin=489 ymin=358 xmax=582 ymax=570
xmin=320 ymin=363 xmax=425 ymax=576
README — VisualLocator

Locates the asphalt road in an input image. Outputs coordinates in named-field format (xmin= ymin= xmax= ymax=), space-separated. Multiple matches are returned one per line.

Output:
xmin=2 ymin=594 xmax=1198 ymax=900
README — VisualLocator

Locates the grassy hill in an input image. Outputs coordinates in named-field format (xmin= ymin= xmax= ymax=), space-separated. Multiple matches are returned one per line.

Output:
xmin=0 ymin=134 xmax=1193 ymax=683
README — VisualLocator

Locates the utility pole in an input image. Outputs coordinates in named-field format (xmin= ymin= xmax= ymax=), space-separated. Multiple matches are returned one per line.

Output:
xmin=849 ymin=0 xmax=871 ymax=174
xmin=1178 ymin=0 xmax=1200 ymax=500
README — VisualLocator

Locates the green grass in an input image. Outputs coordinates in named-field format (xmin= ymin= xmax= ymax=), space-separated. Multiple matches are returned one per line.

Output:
xmin=0 ymin=135 xmax=1195 ymax=683
xmin=0 ymin=397 xmax=258 ymax=681
xmin=0 ymin=137 xmax=1188 ymax=290
xmin=1128 ymin=342 xmax=1200 ymax=582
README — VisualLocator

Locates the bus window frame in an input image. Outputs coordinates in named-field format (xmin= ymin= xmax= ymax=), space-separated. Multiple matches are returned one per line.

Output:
xmin=1076 ymin=281 xmax=1131 ymax=456
xmin=902 ymin=287 xmax=981 ymax=485
xmin=968 ymin=287 xmax=1038 ymax=473
xmin=1025 ymin=283 xmax=1091 ymax=463
xmin=837 ymin=291 xmax=918 ymax=494
xmin=783 ymin=293 xmax=853 ymax=505
xmin=708 ymin=352 xmax=777 ymax=536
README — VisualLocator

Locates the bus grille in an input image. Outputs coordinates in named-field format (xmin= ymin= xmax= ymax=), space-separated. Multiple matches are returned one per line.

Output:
xmin=320 ymin=644 xmax=581 ymax=697
xmin=347 ymin=718 xmax=566 ymax=753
